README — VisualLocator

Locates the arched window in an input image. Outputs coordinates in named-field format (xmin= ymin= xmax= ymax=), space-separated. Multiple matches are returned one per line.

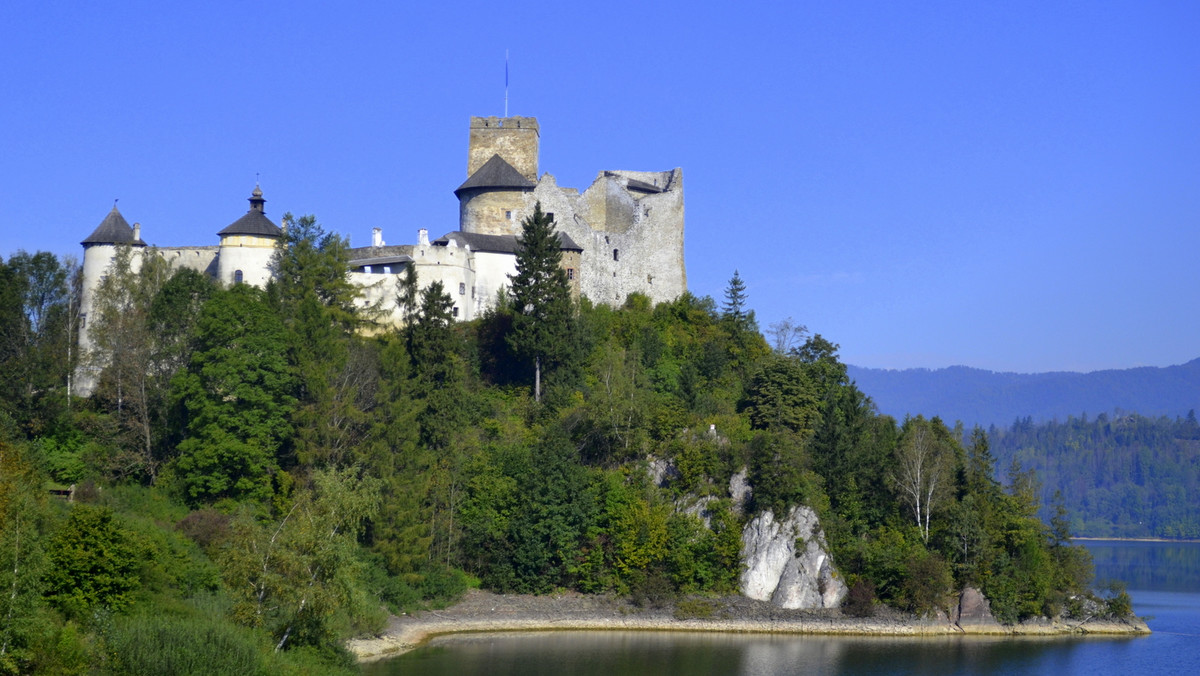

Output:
xmin=234 ymin=269 xmax=244 ymax=284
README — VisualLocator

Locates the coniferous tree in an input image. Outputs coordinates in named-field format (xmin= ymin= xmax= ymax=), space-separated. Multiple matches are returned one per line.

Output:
xmin=269 ymin=214 xmax=373 ymax=468
xmin=508 ymin=203 xmax=574 ymax=402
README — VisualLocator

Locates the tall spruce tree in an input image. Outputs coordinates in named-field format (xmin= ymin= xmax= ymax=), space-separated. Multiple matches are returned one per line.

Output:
xmin=507 ymin=203 xmax=573 ymax=402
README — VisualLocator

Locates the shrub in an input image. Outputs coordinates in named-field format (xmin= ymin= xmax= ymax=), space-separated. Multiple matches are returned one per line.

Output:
xmin=844 ymin=579 xmax=876 ymax=618
xmin=44 ymin=505 xmax=142 ymax=616
xmin=176 ymin=509 xmax=232 ymax=553
xmin=673 ymin=598 xmax=716 ymax=620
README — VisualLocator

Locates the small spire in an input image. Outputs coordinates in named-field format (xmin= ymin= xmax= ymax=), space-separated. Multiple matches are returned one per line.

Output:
xmin=248 ymin=185 xmax=266 ymax=213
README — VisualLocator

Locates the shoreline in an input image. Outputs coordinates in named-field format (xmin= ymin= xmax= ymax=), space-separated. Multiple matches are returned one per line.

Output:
xmin=347 ymin=590 xmax=1150 ymax=663
xmin=1073 ymin=536 xmax=1200 ymax=544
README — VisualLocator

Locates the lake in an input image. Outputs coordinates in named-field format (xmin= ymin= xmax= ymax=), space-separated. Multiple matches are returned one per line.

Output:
xmin=365 ymin=540 xmax=1200 ymax=675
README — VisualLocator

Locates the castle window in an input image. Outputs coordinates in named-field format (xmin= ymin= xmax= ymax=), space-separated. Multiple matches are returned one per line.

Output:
xmin=453 ymin=307 xmax=459 ymax=317
xmin=546 ymin=212 xmax=554 ymax=221
xmin=234 ymin=270 xmax=243 ymax=284
xmin=80 ymin=313 xmax=86 ymax=329
xmin=613 ymin=249 xmax=619 ymax=262
xmin=459 ymin=282 xmax=466 ymax=295
xmin=567 ymin=268 xmax=575 ymax=280
xmin=505 ymin=210 xmax=513 ymax=220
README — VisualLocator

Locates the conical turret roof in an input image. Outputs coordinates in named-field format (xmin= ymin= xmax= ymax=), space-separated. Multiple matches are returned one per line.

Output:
xmin=81 ymin=206 xmax=146 ymax=246
xmin=454 ymin=154 xmax=535 ymax=197
xmin=218 ymin=186 xmax=282 ymax=238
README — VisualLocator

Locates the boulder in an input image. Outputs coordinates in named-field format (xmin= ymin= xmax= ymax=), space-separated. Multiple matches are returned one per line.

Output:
xmin=955 ymin=587 xmax=998 ymax=627
xmin=740 ymin=506 xmax=847 ymax=609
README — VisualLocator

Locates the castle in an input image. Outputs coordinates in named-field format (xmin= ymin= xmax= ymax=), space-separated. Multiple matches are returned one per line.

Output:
xmin=78 ymin=116 xmax=687 ymax=394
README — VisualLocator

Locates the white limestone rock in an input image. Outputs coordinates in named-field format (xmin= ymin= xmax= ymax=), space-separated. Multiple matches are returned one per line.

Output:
xmin=728 ymin=467 xmax=752 ymax=515
xmin=740 ymin=505 xmax=848 ymax=609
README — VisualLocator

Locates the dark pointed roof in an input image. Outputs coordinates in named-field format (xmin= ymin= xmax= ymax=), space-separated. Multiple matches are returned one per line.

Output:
xmin=81 ymin=206 xmax=146 ymax=246
xmin=454 ymin=154 xmax=536 ymax=197
xmin=434 ymin=230 xmax=582 ymax=253
xmin=218 ymin=186 xmax=283 ymax=238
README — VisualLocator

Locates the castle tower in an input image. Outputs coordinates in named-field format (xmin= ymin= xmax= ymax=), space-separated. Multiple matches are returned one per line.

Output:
xmin=216 ymin=185 xmax=282 ymax=287
xmin=78 ymin=205 xmax=147 ymax=395
xmin=457 ymin=116 xmax=539 ymax=236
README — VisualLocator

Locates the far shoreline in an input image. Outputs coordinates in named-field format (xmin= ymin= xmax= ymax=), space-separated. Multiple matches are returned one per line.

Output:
xmin=347 ymin=590 xmax=1150 ymax=663
xmin=1074 ymin=536 xmax=1200 ymax=544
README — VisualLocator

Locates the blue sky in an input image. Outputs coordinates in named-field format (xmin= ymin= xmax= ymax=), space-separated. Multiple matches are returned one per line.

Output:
xmin=2 ymin=1 xmax=1197 ymax=373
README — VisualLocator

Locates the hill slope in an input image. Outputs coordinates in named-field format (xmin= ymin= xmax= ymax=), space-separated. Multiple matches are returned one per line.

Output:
xmin=847 ymin=358 xmax=1200 ymax=428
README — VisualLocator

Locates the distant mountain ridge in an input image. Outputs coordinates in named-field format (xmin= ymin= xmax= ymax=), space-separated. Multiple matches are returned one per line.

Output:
xmin=847 ymin=358 xmax=1200 ymax=429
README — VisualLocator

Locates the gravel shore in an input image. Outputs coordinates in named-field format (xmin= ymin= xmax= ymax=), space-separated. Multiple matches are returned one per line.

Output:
xmin=347 ymin=589 xmax=1150 ymax=662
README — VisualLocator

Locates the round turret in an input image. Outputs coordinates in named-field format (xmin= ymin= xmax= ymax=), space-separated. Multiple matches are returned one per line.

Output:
xmin=217 ymin=186 xmax=282 ymax=287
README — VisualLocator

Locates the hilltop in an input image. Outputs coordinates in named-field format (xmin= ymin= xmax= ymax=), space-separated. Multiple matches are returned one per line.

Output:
xmin=847 ymin=359 xmax=1200 ymax=428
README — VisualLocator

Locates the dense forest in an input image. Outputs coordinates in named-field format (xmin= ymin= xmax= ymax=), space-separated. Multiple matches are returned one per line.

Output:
xmin=989 ymin=413 xmax=1200 ymax=539
xmin=848 ymin=360 xmax=1200 ymax=429
xmin=0 ymin=208 xmax=1121 ymax=674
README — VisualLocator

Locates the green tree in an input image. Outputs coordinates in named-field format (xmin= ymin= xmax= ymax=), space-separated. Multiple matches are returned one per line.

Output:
xmin=743 ymin=354 xmax=819 ymax=435
xmin=86 ymin=247 xmax=177 ymax=481
xmin=172 ymin=285 xmax=295 ymax=503
xmin=44 ymin=505 xmax=142 ymax=616
xmin=0 ymin=439 xmax=52 ymax=673
xmin=507 ymin=203 xmax=575 ymax=403
xmin=0 ymin=252 xmax=76 ymax=435
xmin=893 ymin=417 xmax=957 ymax=544
xmin=721 ymin=270 xmax=751 ymax=328
xmin=269 ymin=213 xmax=375 ymax=468
xmin=222 ymin=466 xmax=382 ymax=652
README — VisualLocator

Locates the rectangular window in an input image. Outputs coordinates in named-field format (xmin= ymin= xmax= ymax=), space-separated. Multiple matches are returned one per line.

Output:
xmin=452 ymin=307 xmax=459 ymax=318
xmin=613 ymin=249 xmax=619 ymax=262
xmin=546 ymin=212 xmax=554 ymax=221
xmin=459 ymin=282 xmax=466 ymax=295
xmin=567 ymin=268 xmax=575 ymax=280
xmin=505 ymin=210 xmax=513 ymax=220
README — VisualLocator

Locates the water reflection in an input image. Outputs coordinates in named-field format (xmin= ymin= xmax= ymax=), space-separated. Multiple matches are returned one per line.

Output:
xmin=367 ymin=631 xmax=1151 ymax=676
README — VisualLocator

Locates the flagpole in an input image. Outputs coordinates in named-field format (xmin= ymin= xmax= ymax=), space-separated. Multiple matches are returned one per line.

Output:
xmin=504 ymin=49 xmax=509 ymax=117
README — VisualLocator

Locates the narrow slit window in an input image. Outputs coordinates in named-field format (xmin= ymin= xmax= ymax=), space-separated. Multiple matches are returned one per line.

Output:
xmin=613 ymin=249 xmax=619 ymax=262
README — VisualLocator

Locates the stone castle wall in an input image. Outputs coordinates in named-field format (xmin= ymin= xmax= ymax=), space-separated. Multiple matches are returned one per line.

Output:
xmin=467 ymin=116 xmax=539 ymax=180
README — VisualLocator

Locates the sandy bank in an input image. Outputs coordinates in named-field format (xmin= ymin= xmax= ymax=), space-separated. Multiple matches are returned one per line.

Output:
xmin=347 ymin=590 xmax=1150 ymax=662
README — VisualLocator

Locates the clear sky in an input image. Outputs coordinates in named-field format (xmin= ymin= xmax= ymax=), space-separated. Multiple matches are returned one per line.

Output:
xmin=2 ymin=1 xmax=1196 ymax=373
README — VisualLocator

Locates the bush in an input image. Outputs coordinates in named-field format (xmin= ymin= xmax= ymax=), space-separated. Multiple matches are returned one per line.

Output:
xmin=176 ymin=509 xmax=232 ymax=554
xmin=630 ymin=567 xmax=674 ymax=609
xmin=673 ymin=598 xmax=716 ymax=620
xmin=1104 ymin=581 xmax=1134 ymax=618
xmin=844 ymin=579 xmax=876 ymax=618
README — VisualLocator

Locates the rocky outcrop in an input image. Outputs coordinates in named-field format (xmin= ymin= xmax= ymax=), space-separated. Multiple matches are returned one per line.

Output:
xmin=740 ymin=506 xmax=847 ymax=609
xmin=954 ymin=587 xmax=997 ymax=628
xmin=728 ymin=467 xmax=751 ymax=515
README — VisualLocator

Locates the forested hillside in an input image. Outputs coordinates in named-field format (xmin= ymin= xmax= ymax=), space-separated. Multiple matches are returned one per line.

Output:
xmin=990 ymin=413 xmax=1200 ymax=539
xmin=0 ymin=212 xmax=1118 ymax=674
xmin=848 ymin=361 xmax=1200 ymax=429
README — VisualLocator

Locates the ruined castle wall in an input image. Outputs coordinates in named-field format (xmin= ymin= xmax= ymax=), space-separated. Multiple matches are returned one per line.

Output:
xmin=517 ymin=169 xmax=686 ymax=307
